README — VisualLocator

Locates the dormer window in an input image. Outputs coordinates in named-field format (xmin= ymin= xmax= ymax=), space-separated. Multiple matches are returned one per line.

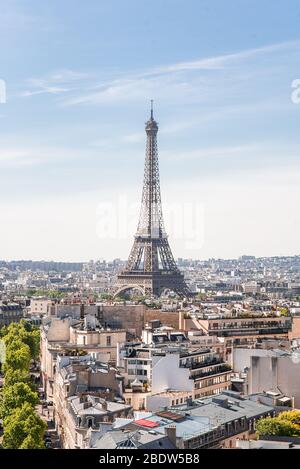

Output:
xmin=87 ymin=417 xmax=94 ymax=428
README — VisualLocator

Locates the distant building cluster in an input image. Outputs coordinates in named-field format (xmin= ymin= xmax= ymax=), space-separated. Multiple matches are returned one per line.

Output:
xmin=1 ymin=254 xmax=300 ymax=449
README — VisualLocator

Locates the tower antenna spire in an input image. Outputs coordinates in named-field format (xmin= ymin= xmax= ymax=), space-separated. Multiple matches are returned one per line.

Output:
xmin=150 ymin=99 xmax=154 ymax=119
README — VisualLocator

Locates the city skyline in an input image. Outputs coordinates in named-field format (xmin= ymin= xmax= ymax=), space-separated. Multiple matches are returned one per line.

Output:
xmin=1 ymin=254 xmax=300 ymax=266
xmin=1 ymin=1 xmax=300 ymax=261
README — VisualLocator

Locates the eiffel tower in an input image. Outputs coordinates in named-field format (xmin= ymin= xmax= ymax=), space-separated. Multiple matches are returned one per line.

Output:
xmin=114 ymin=103 xmax=190 ymax=298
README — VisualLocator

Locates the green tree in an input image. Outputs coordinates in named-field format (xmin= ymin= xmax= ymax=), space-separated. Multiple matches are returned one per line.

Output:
xmin=2 ymin=321 xmax=40 ymax=361
xmin=0 ymin=325 xmax=8 ymax=338
xmin=2 ymin=323 xmax=25 ymax=348
xmin=115 ymin=294 xmax=130 ymax=302
xmin=131 ymin=294 xmax=146 ymax=303
xmin=279 ymin=308 xmax=289 ymax=317
xmin=256 ymin=417 xmax=300 ymax=438
xmin=25 ymin=289 xmax=37 ymax=297
xmin=3 ymin=368 xmax=30 ymax=387
xmin=4 ymin=341 xmax=31 ymax=372
xmin=0 ymin=382 xmax=39 ymax=419
xmin=29 ymin=289 xmax=65 ymax=300
xmin=278 ymin=410 xmax=300 ymax=427
xmin=99 ymin=293 xmax=113 ymax=300
xmin=19 ymin=434 xmax=44 ymax=449
xmin=0 ymin=321 xmax=44 ymax=449
xmin=23 ymin=329 xmax=40 ymax=361
xmin=2 ymin=402 xmax=46 ymax=449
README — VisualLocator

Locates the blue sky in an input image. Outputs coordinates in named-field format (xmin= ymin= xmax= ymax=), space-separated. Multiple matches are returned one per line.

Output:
xmin=1 ymin=0 xmax=300 ymax=261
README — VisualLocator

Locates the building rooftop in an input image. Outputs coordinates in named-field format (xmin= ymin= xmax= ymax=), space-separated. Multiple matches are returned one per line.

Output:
xmin=177 ymin=395 xmax=273 ymax=427
xmin=123 ymin=391 xmax=274 ymax=441
xmin=91 ymin=429 xmax=175 ymax=449
xmin=68 ymin=394 xmax=131 ymax=417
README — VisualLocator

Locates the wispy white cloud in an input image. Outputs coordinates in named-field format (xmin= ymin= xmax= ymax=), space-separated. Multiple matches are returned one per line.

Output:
xmin=21 ymin=69 xmax=91 ymax=98
xmin=21 ymin=85 xmax=71 ymax=97
xmin=0 ymin=144 xmax=93 ymax=168
xmin=154 ymin=41 xmax=297 ymax=73
xmin=48 ymin=70 xmax=90 ymax=82
xmin=59 ymin=40 xmax=300 ymax=107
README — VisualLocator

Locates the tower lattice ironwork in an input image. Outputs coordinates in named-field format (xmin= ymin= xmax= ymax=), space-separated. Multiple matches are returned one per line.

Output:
xmin=114 ymin=104 xmax=190 ymax=298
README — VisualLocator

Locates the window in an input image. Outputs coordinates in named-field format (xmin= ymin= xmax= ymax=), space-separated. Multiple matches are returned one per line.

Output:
xmin=106 ymin=336 xmax=111 ymax=346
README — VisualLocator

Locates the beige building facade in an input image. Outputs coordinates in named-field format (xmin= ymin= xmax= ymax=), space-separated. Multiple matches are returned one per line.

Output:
xmin=40 ymin=316 xmax=127 ymax=398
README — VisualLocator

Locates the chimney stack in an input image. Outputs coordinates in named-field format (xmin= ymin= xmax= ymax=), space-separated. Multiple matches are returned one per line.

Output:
xmin=165 ymin=424 xmax=177 ymax=447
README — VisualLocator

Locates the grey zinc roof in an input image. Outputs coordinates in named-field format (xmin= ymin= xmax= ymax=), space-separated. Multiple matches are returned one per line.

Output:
xmin=183 ymin=400 xmax=272 ymax=426
xmin=86 ymin=429 xmax=109 ymax=447
xmin=93 ymin=431 xmax=127 ymax=449
xmin=173 ymin=395 xmax=273 ymax=427
xmin=152 ymin=417 xmax=211 ymax=438
xmin=113 ymin=418 xmax=134 ymax=428
xmin=92 ymin=430 xmax=175 ymax=449
xmin=68 ymin=395 xmax=131 ymax=417
xmin=127 ymin=393 xmax=274 ymax=440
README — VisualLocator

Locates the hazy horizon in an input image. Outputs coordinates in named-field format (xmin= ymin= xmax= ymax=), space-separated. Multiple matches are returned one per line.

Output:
xmin=1 ymin=252 xmax=300 ymax=264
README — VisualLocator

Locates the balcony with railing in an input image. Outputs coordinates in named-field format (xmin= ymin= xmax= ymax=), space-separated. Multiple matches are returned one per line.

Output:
xmin=180 ymin=357 xmax=223 ymax=370
xmin=207 ymin=321 xmax=291 ymax=337
xmin=189 ymin=363 xmax=232 ymax=380
xmin=213 ymin=327 xmax=290 ymax=337
xmin=208 ymin=321 xmax=291 ymax=331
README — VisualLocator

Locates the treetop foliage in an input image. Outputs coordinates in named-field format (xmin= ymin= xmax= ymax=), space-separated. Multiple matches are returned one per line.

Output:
xmin=256 ymin=411 xmax=300 ymax=438
xmin=0 ymin=320 xmax=45 ymax=449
